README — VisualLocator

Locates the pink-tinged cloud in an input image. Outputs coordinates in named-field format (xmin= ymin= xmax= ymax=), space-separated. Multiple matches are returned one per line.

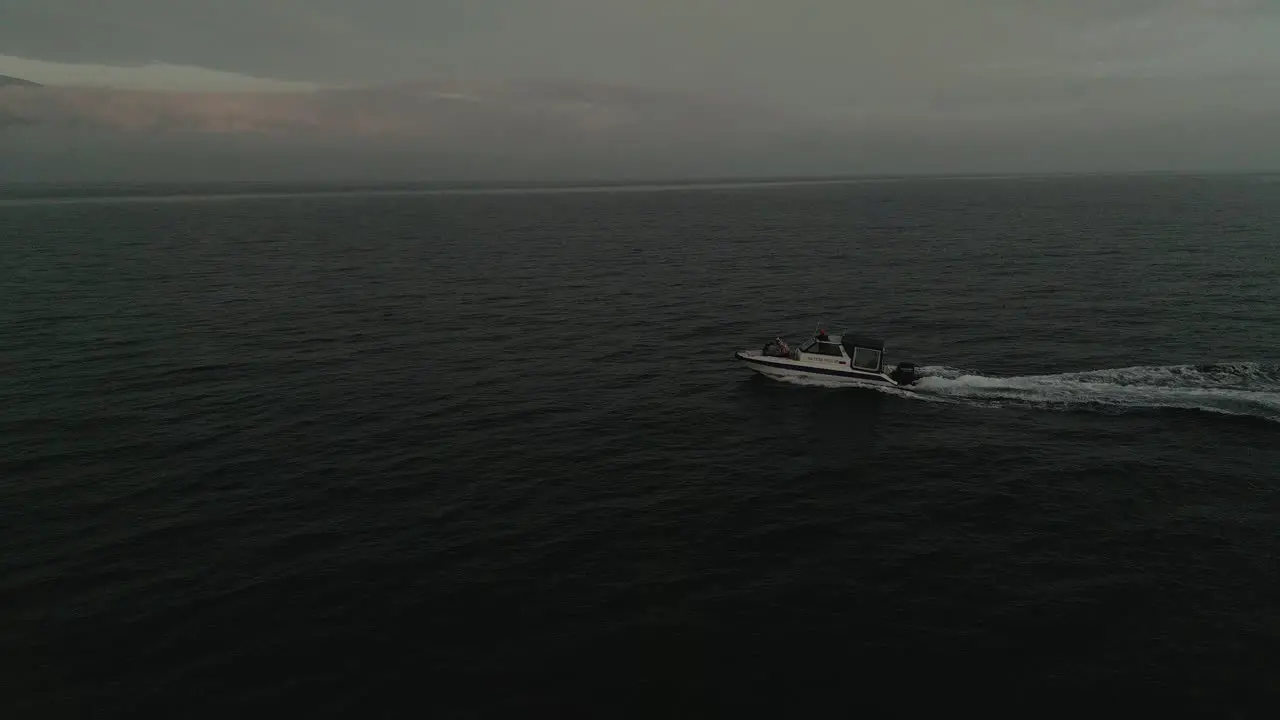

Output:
xmin=0 ymin=78 xmax=800 ymax=143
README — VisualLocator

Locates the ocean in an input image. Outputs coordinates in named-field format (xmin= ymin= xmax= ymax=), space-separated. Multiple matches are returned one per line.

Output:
xmin=3 ymin=174 xmax=1278 ymax=718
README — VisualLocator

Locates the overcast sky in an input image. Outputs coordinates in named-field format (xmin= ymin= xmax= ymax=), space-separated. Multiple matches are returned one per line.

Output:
xmin=2 ymin=1 xmax=1278 ymax=177
xmin=2 ymin=1 xmax=1277 ymax=105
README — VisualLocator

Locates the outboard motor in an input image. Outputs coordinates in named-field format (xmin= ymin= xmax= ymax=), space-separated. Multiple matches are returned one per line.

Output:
xmin=889 ymin=362 xmax=919 ymax=386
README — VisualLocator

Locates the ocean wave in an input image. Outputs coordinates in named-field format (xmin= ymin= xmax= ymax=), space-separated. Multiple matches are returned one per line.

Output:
xmin=909 ymin=362 xmax=1280 ymax=422
xmin=760 ymin=362 xmax=1280 ymax=422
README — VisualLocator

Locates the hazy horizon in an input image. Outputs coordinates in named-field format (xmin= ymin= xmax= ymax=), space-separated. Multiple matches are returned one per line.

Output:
xmin=3 ymin=2 xmax=1279 ymax=181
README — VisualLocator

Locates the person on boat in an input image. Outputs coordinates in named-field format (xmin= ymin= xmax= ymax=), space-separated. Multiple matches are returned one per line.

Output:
xmin=816 ymin=329 xmax=829 ymax=341
xmin=762 ymin=337 xmax=791 ymax=357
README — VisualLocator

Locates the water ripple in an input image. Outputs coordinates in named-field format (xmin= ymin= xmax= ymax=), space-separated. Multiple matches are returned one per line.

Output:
xmin=2 ymin=176 xmax=1279 ymax=717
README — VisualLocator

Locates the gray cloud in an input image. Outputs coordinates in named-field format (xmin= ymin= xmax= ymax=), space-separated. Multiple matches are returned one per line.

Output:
xmin=3 ymin=3 xmax=1276 ymax=93
xmin=2 ymin=1 xmax=1278 ymax=174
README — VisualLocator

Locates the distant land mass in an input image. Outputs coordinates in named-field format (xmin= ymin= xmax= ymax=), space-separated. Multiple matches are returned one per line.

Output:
xmin=0 ymin=74 xmax=40 ymax=88
xmin=1 ymin=75 xmax=1277 ymax=182
xmin=0 ymin=78 xmax=795 ymax=140
xmin=0 ymin=77 xmax=850 ymax=182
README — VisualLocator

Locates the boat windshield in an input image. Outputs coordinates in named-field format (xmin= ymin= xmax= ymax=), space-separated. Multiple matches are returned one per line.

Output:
xmin=806 ymin=341 xmax=843 ymax=357
xmin=850 ymin=347 xmax=882 ymax=371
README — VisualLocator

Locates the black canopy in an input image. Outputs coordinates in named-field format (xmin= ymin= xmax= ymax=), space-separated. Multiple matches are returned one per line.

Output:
xmin=841 ymin=334 xmax=885 ymax=350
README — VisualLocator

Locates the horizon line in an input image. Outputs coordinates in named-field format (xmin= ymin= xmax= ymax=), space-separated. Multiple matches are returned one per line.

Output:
xmin=1 ymin=169 xmax=1277 ymax=205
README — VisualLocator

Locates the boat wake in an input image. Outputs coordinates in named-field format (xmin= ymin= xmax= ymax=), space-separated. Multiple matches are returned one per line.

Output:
xmin=915 ymin=363 xmax=1280 ymax=422
xmin=777 ymin=362 xmax=1280 ymax=423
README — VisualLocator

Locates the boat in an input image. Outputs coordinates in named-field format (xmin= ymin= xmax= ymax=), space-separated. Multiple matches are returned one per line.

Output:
xmin=734 ymin=328 xmax=920 ymax=387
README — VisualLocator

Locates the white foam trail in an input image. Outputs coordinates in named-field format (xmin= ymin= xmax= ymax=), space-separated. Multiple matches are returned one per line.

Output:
xmin=769 ymin=372 xmax=950 ymax=401
xmin=909 ymin=363 xmax=1280 ymax=422
xmin=766 ymin=362 xmax=1280 ymax=421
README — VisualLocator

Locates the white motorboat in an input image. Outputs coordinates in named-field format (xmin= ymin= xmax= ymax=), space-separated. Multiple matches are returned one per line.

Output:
xmin=735 ymin=329 xmax=920 ymax=388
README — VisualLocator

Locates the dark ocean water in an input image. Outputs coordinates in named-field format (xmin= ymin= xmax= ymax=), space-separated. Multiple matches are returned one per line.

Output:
xmin=3 ymin=174 xmax=1280 ymax=718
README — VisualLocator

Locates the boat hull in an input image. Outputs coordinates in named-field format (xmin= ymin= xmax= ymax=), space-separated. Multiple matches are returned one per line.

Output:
xmin=735 ymin=351 xmax=908 ymax=388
